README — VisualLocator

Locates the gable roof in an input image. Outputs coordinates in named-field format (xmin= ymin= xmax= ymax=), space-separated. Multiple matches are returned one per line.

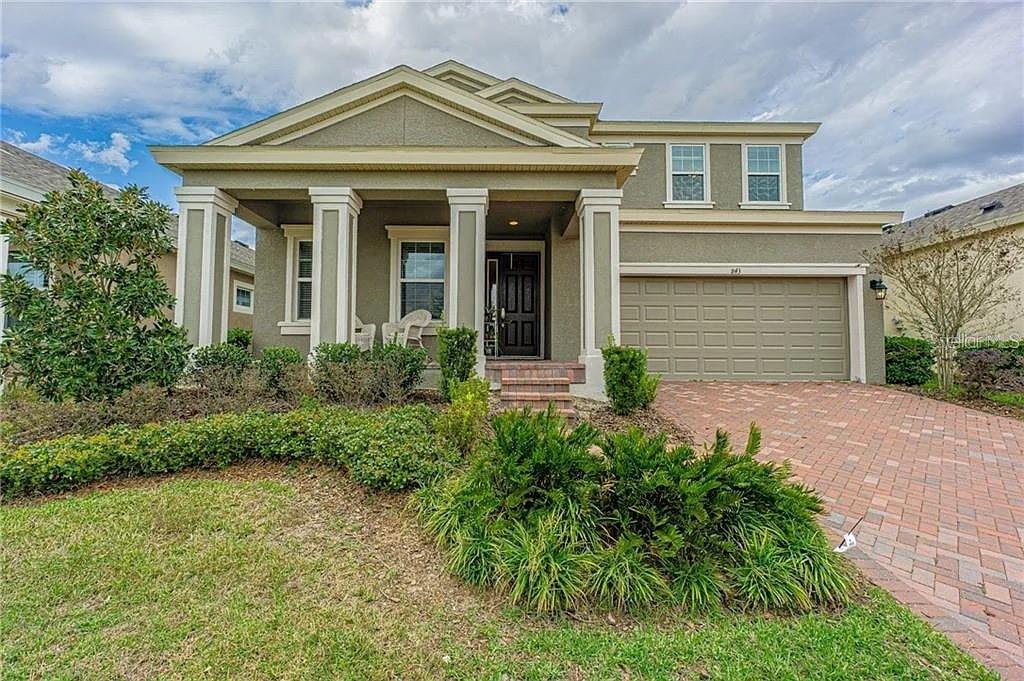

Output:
xmin=422 ymin=60 xmax=500 ymax=92
xmin=207 ymin=65 xmax=594 ymax=148
xmin=887 ymin=182 xmax=1024 ymax=244
xmin=477 ymin=78 xmax=573 ymax=105
xmin=1 ymin=141 xmax=119 ymax=199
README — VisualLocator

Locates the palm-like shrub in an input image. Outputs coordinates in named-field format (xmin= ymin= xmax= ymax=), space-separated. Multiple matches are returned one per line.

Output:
xmin=417 ymin=408 xmax=852 ymax=614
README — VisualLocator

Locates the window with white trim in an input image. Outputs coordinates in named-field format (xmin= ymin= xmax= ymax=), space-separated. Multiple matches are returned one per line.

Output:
xmin=295 ymin=240 xmax=313 ymax=321
xmin=669 ymin=144 xmax=706 ymax=202
xmin=399 ymin=242 xmax=445 ymax=319
xmin=387 ymin=226 xmax=449 ymax=327
xmin=279 ymin=225 xmax=313 ymax=332
xmin=745 ymin=145 xmax=782 ymax=202
xmin=233 ymin=280 xmax=254 ymax=314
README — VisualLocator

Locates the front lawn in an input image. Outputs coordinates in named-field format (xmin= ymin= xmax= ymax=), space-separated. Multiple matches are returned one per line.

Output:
xmin=1 ymin=464 xmax=994 ymax=680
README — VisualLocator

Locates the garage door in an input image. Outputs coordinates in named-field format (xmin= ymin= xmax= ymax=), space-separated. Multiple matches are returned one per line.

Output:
xmin=620 ymin=277 xmax=849 ymax=380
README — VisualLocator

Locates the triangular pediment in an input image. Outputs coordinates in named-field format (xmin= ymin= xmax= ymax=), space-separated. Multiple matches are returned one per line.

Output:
xmin=208 ymin=66 xmax=593 ymax=148
xmin=422 ymin=60 xmax=499 ymax=93
xmin=478 ymin=78 xmax=573 ymax=105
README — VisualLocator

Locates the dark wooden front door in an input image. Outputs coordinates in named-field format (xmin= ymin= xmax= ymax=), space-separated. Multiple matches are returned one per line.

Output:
xmin=491 ymin=251 xmax=541 ymax=356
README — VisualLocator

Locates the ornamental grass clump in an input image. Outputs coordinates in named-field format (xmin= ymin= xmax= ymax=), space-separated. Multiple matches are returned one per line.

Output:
xmin=417 ymin=407 xmax=853 ymax=614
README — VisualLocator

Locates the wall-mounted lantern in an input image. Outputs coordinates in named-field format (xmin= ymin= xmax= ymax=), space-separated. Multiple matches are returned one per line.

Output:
xmin=869 ymin=279 xmax=888 ymax=301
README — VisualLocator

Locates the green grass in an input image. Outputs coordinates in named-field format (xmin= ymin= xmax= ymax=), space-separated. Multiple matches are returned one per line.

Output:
xmin=985 ymin=390 xmax=1024 ymax=408
xmin=1 ymin=464 xmax=995 ymax=680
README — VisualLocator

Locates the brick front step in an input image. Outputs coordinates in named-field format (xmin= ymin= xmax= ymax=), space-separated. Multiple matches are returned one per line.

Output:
xmin=499 ymin=376 xmax=571 ymax=394
xmin=485 ymin=361 xmax=585 ymax=385
xmin=487 ymin=361 xmax=582 ymax=418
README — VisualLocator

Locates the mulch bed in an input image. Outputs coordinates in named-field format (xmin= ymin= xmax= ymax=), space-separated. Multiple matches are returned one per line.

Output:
xmin=573 ymin=398 xmax=693 ymax=445
xmin=891 ymin=385 xmax=1024 ymax=421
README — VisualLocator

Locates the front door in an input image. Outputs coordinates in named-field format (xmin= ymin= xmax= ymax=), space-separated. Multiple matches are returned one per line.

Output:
xmin=490 ymin=251 xmax=541 ymax=357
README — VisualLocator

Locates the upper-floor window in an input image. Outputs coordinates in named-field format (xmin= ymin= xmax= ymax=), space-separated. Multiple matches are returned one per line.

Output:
xmin=669 ymin=144 xmax=707 ymax=203
xmin=745 ymin=145 xmax=783 ymax=203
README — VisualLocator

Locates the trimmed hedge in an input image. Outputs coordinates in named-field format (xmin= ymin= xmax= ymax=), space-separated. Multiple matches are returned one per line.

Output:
xmin=1 ymin=405 xmax=455 ymax=498
xmin=884 ymin=336 xmax=934 ymax=386
xmin=602 ymin=341 xmax=660 ymax=415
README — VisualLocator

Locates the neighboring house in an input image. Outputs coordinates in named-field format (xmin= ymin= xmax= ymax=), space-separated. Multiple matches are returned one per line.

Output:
xmin=0 ymin=141 xmax=256 ymax=334
xmin=882 ymin=183 xmax=1024 ymax=341
xmin=150 ymin=61 xmax=900 ymax=395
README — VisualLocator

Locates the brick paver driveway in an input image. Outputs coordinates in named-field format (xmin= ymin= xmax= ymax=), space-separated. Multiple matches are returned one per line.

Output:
xmin=656 ymin=382 xmax=1024 ymax=677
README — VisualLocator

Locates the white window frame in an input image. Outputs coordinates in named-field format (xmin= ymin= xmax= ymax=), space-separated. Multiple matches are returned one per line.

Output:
xmin=741 ymin=143 xmax=790 ymax=208
xmin=278 ymin=224 xmax=313 ymax=335
xmin=387 ymin=226 xmax=449 ymax=334
xmin=232 ymin=279 xmax=254 ymax=314
xmin=664 ymin=142 xmax=713 ymax=209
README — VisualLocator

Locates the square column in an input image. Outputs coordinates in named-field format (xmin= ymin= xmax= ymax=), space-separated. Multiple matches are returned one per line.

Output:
xmin=173 ymin=186 xmax=238 ymax=347
xmin=575 ymin=188 xmax=622 ymax=399
xmin=446 ymin=188 xmax=488 ymax=375
xmin=309 ymin=187 xmax=362 ymax=349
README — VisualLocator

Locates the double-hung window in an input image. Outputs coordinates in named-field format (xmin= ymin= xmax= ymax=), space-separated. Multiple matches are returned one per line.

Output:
xmin=745 ymin=145 xmax=783 ymax=203
xmin=668 ymin=144 xmax=707 ymax=203
xmin=279 ymin=225 xmax=314 ymax=334
xmin=399 ymin=242 xmax=445 ymax=319
xmin=387 ymin=226 xmax=448 ymax=326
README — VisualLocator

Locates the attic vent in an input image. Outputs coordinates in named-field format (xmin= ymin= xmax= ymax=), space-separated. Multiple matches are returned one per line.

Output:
xmin=980 ymin=200 xmax=1004 ymax=212
xmin=881 ymin=224 xmax=895 ymax=234
xmin=923 ymin=204 xmax=955 ymax=218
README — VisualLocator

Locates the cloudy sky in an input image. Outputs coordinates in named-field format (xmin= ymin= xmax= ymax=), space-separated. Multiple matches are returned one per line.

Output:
xmin=2 ymin=1 xmax=1022 ymax=246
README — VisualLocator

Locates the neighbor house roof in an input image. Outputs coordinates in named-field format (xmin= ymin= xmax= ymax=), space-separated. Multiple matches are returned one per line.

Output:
xmin=1 ymin=141 xmax=255 ymax=273
xmin=886 ymin=182 xmax=1024 ymax=244
xmin=0 ymin=141 xmax=119 ymax=199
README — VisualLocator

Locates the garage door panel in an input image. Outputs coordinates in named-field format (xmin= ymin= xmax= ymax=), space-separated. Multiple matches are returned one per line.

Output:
xmin=621 ymin=276 xmax=849 ymax=381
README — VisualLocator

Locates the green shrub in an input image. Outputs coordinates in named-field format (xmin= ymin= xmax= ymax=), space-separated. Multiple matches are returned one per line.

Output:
xmin=311 ymin=342 xmax=427 ymax=405
xmin=0 ymin=405 xmax=454 ymax=498
xmin=435 ymin=377 xmax=490 ymax=455
xmin=602 ymin=339 xmax=660 ymax=415
xmin=417 ymin=409 xmax=851 ymax=614
xmin=0 ymin=171 xmax=189 ymax=401
xmin=438 ymin=327 xmax=478 ymax=401
xmin=257 ymin=346 xmax=305 ymax=397
xmin=884 ymin=336 xmax=934 ymax=386
xmin=227 ymin=328 xmax=253 ymax=351
xmin=956 ymin=347 xmax=1024 ymax=397
xmin=191 ymin=342 xmax=252 ymax=375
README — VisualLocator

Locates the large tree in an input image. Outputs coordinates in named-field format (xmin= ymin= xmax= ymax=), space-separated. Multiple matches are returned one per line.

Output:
xmin=1 ymin=171 xmax=190 ymax=400
xmin=870 ymin=219 xmax=1024 ymax=390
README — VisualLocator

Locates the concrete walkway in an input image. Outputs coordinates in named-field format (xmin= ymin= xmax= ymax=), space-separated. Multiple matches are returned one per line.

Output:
xmin=656 ymin=381 xmax=1024 ymax=677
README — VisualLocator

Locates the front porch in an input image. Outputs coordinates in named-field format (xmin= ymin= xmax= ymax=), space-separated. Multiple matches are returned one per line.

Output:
xmin=170 ymin=184 xmax=625 ymax=397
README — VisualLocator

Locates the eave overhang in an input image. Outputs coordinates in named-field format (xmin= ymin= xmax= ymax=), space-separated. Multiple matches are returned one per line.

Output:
xmin=590 ymin=121 xmax=821 ymax=141
xmin=149 ymin=145 xmax=645 ymax=187
xmin=619 ymin=208 xmax=903 ymax=234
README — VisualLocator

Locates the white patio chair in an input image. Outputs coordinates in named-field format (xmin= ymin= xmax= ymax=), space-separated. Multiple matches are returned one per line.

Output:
xmin=353 ymin=316 xmax=376 ymax=350
xmin=381 ymin=309 xmax=432 ymax=347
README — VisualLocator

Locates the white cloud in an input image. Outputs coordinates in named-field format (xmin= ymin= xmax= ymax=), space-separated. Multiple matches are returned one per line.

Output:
xmin=7 ymin=131 xmax=65 ymax=154
xmin=68 ymin=132 xmax=136 ymax=173
xmin=1 ymin=2 xmax=1021 ymax=216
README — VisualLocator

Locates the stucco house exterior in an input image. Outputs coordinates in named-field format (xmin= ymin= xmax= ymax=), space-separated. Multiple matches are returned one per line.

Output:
xmin=0 ymin=141 xmax=256 ymax=335
xmin=150 ymin=61 xmax=900 ymax=396
xmin=883 ymin=183 xmax=1024 ymax=341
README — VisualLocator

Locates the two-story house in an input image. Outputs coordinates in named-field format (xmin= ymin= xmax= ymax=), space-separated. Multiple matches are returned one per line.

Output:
xmin=151 ymin=61 xmax=901 ymax=396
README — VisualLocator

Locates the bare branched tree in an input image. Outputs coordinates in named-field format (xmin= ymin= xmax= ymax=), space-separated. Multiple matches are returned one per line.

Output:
xmin=869 ymin=219 xmax=1024 ymax=390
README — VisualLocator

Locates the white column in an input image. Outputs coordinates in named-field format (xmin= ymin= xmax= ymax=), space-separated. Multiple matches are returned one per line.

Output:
xmin=309 ymin=187 xmax=362 ymax=348
xmin=173 ymin=186 xmax=238 ymax=346
xmin=446 ymin=188 xmax=488 ymax=374
xmin=848 ymin=273 xmax=867 ymax=383
xmin=0 ymin=233 xmax=9 ymax=341
xmin=574 ymin=188 xmax=623 ymax=399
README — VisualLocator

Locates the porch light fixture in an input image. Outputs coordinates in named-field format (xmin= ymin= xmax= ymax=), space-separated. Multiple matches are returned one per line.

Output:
xmin=869 ymin=279 xmax=887 ymax=301
xmin=508 ymin=219 xmax=519 ymax=227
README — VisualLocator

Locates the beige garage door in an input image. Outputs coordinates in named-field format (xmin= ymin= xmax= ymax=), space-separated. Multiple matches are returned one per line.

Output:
xmin=620 ymin=277 xmax=849 ymax=380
